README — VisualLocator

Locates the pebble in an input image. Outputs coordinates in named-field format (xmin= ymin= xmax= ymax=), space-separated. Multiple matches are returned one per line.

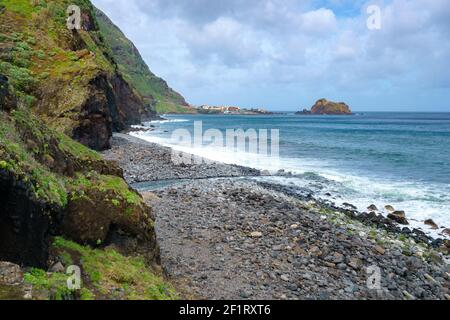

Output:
xmin=374 ymin=246 xmax=386 ymax=255
xmin=250 ymin=231 xmax=263 ymax=238
xmin=104 ymin=136 xmax=450 ymax=300
xmin=280 ymin=275 xmax=290 ymax=282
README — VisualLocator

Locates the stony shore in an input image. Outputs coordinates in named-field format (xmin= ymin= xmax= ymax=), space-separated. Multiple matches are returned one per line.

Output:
xmin=102 ymin=134 xmax=260 ymax=183
xmin=103 ymin=134 xmax=450 ymax=300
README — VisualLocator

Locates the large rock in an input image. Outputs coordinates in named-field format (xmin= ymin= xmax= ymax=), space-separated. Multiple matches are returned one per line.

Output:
xmin=424 ymin=219 xmax=439 ymax=230
xmin=0 ymin=107 xmax=159 ymax=268
xmin=61 ymin=176 xmax=159 ymax=263
xmin=297 ymin=99 xmax=353 ymax=115
xmin=0 ymin=262 xmax=29 ymax=300
xmin=388 ymin=211 xmax=409 ymax=225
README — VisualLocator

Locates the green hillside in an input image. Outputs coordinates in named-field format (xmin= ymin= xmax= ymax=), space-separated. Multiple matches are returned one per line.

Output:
xmin=94 ymin=8 xmax=195 ymax=114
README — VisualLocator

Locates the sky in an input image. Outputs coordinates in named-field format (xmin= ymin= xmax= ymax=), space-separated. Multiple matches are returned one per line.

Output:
xmin=91 ymin=0 xmax=450 ymax=111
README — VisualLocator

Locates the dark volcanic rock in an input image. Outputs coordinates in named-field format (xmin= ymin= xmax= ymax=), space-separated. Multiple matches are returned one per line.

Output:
xmin=424 ymin=219 xmax=439 ymax=230
xmin=144 ymin=178 xmax=449 ymax=300
xmin=102 ymin=134 xmax=261 ymax=183
xmin=0 ymin=171 xmax=63 ymax=268
xmin=72 ymin=73 xmax=156 ymax=151
xmin=388 ymin=211 xmax=409 ymax=225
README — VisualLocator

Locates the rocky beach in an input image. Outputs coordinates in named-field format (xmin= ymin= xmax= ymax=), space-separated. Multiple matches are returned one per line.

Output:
xmin=102 ymin=133 xmax=450 ymax=300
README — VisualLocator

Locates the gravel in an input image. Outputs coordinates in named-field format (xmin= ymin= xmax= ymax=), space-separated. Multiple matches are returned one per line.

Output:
xmin=103 ymin=133 xmax=450 ymax=300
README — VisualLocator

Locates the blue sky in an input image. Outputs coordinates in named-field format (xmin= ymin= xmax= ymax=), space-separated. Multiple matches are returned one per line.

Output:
xmin=92 ymin=0 xmax=450 ymax=111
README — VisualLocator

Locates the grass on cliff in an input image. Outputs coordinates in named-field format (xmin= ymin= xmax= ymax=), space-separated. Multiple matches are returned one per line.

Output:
xmin=0 ymin=110 xmax=68 ymax=206
xmin=69 ymin=172 xmax=142 ymax=207
xmin=0 ymin=0 xmax=118 ymax=130
xmin=24 ymin=237 xmax=177 ymax=300
xmin=0 ymin=108 xmax=111 ymax=207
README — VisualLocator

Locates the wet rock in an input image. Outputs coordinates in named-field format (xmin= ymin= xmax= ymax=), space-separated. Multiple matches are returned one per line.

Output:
xmin=385 ymin=205 xmax=395 ymax=213
xmin=424 ymin=219 xmax=439 ymax=230
xmin=343 ymin=203 xmax=357 ymax=210
xmin=387 ymin=211 xmax=409 ymax=225
xmin=367 ymin=204 xmax=378 ymax=212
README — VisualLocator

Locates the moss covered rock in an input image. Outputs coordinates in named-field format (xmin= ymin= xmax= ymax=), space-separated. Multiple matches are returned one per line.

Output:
xmin=62 ymin=173 xmax=159 ymax=262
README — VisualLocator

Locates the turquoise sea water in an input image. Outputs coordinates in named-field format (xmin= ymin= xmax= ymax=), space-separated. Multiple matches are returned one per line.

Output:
xmin=131 ymin=112 xmax=450 ymax=236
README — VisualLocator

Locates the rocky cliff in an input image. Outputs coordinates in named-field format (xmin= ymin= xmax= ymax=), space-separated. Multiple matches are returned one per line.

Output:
xmin=0 ymin=0 xmax=159 ymax=150
xmin=0 ymin=77 xmax=159 ymax=265
xmin=297 ymin=99 xmax=353 ymax=115
xmin=0 ymin=0 xmax=172 ymax=300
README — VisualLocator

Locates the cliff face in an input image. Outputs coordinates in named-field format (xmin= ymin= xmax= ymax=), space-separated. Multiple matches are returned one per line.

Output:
xmin=94 ymin=8 xmax=195 ymax=114
xmin=0 ymin=0 xmax=162 ymax=290
xmin=297 ymin=99 xmax=353 ymax=115
xmin=0 ymin=75 xmax=159 ymax=269
xmin=0 ymin=0 xmax=157 ymax=151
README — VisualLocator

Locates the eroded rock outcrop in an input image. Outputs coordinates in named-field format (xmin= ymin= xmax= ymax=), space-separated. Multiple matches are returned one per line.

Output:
xmin=297 ymin=99 xmax=353 ymax=115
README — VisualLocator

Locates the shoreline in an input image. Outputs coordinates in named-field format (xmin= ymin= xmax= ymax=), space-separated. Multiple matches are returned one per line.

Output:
xmin=128 ymin=114 xmax=450 ymax=239
xmin=102 ymin=132 xmax=449 ymax=300
xmin=106 ymin=132 xmax=450 ymax=242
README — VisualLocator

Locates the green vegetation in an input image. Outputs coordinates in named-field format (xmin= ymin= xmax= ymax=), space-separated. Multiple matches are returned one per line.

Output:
xmin=0 ymin=1 xmax=171 ymax=300
xmin=0 ymin=110 xmax=68 ymax=206
xmin=0 ymin=108 xmax=133 ymax=208
xmin=0 ymin=0 xmax=40 ymax=18
xmin=58 ymin=133 xmax=101 ymax=161
xmin=94 ymin=8 xmax=192 ymax=114
xmin=33 ymin=237 xmax=178 ymax=300
xmin=69 ymin=172 xmax=142 ymax=206
xmin=0 ymin=0 xmax=121 ymax=132
xmin=24 ymin=268 xmax=76 ymax=300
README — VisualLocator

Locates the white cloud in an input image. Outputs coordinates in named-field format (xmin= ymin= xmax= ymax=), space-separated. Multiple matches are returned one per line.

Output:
xmin=92 ymin=0 xmax=450 ymax=111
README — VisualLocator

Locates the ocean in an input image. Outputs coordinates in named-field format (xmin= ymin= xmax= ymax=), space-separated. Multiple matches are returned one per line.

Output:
xmin=130 ymin=112 xmax=450 ymax=237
